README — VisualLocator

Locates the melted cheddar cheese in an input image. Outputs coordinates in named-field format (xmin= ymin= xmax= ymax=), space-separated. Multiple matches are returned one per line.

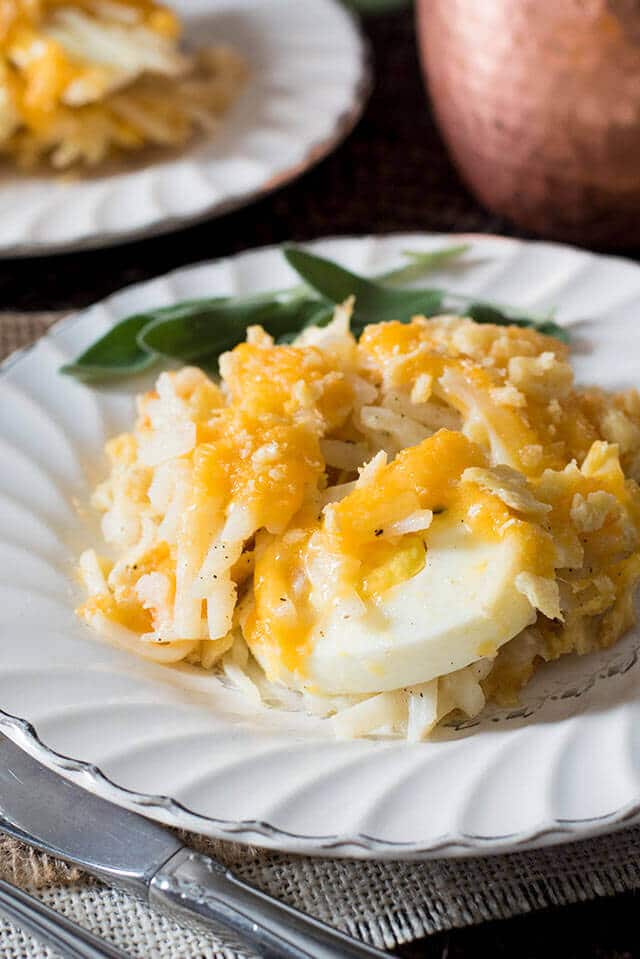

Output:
xmin=78 ymin=310 xmax=640 ymax=737
xmin=0 ymin=0 xmax=245 ymax=168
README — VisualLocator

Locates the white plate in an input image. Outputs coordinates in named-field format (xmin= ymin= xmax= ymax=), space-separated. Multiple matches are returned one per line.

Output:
xmin=2 ymin=234 xmax=640 ymax=860
xmin=0 ymin=0 xmax=368 ymax=257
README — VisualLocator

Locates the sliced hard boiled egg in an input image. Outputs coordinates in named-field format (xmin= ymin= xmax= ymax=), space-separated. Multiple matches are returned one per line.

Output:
xmin=244 ymin=430 xmax=555 ymax=697
xmin=250 ymin=515 xmax=539 ymax=696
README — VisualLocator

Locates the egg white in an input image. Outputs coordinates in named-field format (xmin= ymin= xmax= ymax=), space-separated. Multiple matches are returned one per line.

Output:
xmin=253 ymin=518 xmax=538 ymax=696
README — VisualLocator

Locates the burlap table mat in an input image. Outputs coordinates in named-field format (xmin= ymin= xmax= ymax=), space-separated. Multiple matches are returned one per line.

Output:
xmin=2 ymin=311 xmax=640 ymax=959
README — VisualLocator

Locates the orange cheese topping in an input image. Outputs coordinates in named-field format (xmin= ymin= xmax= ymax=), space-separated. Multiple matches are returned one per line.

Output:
xmin=330 ymin=431 xmax=484 ymax=555
xmin=81 ymin=591 xmax=153 ymax=633
xmin=358 ymin=317 xmax=603 ymax=476
xmin=82 ymin=312 xmax=640 ymax=699
xmin=0 ymin=0 xmax=179 ymax=41
xmin=193 ymin=410 xmax=323 ymax=535
xmin=222 ymin=341 xmax=354 ymax=431
xmin=244 ymin=529 xmax=316 ymax=676
xmin=244 ymin=430 xmax=557 ymax=679
xmin=0 ymin=0 xmax=181 ymax=129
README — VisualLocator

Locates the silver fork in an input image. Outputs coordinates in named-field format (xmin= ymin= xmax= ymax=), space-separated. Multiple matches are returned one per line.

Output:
xmin=0 ymin=878 xmax=131 ymax=959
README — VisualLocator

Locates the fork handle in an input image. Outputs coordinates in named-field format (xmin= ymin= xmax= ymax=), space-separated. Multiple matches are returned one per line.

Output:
xmin=0 ymin=878 xmax=130 ymax=959
xmin=149 ymin=848 xmax=392 ymax=959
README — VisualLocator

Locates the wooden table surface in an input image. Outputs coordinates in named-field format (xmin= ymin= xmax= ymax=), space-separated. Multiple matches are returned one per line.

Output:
xmin=1 ymin=5 xmax=639 ymax=956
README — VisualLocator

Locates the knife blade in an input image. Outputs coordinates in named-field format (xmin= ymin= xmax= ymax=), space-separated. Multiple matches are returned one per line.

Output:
xmin=0 ymin=734 xmax=392 ymax=959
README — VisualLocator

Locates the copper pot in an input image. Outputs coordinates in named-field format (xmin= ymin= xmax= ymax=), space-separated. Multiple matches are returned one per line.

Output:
xmin=417 ymin=0 xmax=640 ymax=247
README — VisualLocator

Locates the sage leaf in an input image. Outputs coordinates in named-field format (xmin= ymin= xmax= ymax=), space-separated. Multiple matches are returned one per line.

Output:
xmin=379 ymin=244 xmax=470 ymax=285
xmin=465 ymin=302 xmax=569 ymax=343
xmin=138 ymin=294 xmax=332 ymax=363
xmin=60 ymin=244 xmax=569 ymax=383
xmin=276 ymin=302 xmax=335 ymax=342
xmin=59 ymin=313 xmax=158 ymax=382
xmin=283 ymin=247 xmax=444 ymax=326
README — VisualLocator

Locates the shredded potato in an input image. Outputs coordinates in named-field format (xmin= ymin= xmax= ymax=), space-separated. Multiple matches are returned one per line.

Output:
xmin=0 ymin=0 xmax=246 ymax=168
xmin=78 ymin=308 xmax=640 ymax=740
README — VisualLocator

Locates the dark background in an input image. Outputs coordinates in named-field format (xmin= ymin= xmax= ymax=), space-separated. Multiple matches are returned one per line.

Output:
xmin=3 ymin=6 xmax=639 ymax=956
xmin=399 ymin=890 xmax=639 ymax=958
xmin=0 ymin=8 xmax=513 ymax=311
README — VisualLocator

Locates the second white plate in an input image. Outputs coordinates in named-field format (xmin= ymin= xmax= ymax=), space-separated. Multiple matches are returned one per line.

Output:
xmin=0 ymin=0 xmax=369 ymax=256
xmin=1 ymin=233 xmax=640 ymax=858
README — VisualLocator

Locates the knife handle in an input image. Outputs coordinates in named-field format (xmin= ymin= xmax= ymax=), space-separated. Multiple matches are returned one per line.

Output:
xmin=149 ymin=848 xmax=392 ymax=959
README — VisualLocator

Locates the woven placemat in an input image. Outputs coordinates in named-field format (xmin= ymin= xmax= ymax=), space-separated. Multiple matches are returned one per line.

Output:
xmin=3 ymin=824 xmax=640 ymax=959
xmin=2 ymin=308 xmax=640 ymax=959
xmin=0 ymin=312 xmax=62 ymax=358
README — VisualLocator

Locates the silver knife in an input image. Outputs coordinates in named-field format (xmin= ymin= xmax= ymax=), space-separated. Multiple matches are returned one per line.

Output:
xmin=0 ymin=734 xmax=392 ymax=959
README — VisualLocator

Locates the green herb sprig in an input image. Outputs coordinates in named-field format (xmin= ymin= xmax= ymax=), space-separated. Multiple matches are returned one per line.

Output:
xmin=60 ymin=244 xmax=568 ymax=383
